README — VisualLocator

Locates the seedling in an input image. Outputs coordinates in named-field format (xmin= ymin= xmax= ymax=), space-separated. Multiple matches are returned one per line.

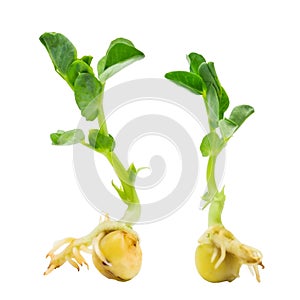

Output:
xmin=165 ymin=53 xmax=264 ymax=282
xmin=40 ymin=32 xmax=144 ymax=281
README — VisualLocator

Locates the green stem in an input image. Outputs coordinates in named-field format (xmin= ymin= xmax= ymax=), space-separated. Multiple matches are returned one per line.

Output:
xmin=83 ymin=92 xmax=141 ymax=225
xmin=97 ymin=91 xmax=108 ymax=136
xmin=105 ymin=152 xmax=141 ymax=224
xmin=105 ymin=152 xmax=141 ymax=221
xmin=206 ymin=154 xmax=225 ymax=227
xmin=207 ymin=155 xmax=218 ymax=194
xmin=208 ymin=195 xmax=224 ymax=227
xmin=105 ymin=152 xmax=130 ymax=185
xmin=203 ymin=93 xmax=225 ymax=227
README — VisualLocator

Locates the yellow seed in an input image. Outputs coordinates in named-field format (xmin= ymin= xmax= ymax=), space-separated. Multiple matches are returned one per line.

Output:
xmin=92 ymin=230 xmax=142 ymax=281
xmin=195 ymin=243 xmax=241 ymax=283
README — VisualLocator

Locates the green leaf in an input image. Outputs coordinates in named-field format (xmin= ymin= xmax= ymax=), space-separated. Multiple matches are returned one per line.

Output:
xmin=112 ymin=181 xmax=127 ymax=200
xmin=199 ymin=62 xmax=219 ymax=92
xmin=67 ymin=59 xmax=94 ymax=86
xmin=165 ymin=71 xmax=203 ymax=94
xmin=207 ymin=62 xmax=229 ymax=120
xmin=50 ymin=129 xmax=85 ymax=145
xmin=206 ymin=62 xmax=220 ymax=85
xmin=81 ymin=55 xmax=93 ymax=65
xmin=206 ymin=84 xmax=219 ymax=129
xmin=105 ymin=39 xmax=142 ymax=68
xmin=128 ymin=163 xmax=138 ymax=183
xmin=219 ymin=105 xmax=254 ymax=140
xmin=50 ymin=130 xmax=64 ymax=145
xmin=200 ymin=132 xmax=224 ymax=157
xmin=108 ymin=38 xmax=135 ymax=49
xmin=219 ymin=87 xmax=230 ymax=119
xmin=201 ymin=191 xmax=211 ymax=202
xmin=40 ymin=32 xmax=77 ymax=80
xmin=187 ymin=53 xmax=206 ymax=74
xmin=206 ymin=63 xmax=230 ymax=118
xmin=96 ymin=57 xmax=106 ymax=76
xmin=88 ymin=129 xmax=115 ymax=152
xmin=229 ymin=105 xmax=254 ymax=126
xmin=199 ymin=62 xmax=230 ymax=118
xmin=219 ymin=119 xmax=239 ymax=140
xmin=98 ymin=38 xmax=145 ymax=82
xmin=74 ymin=73 xmax=103 ymax=121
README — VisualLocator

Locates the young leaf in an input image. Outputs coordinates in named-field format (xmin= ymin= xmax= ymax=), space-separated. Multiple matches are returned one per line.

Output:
xmin=219 ymin=105 xmax=254 ymax=140
xmin=105 ymin=40 xmax=143 ymax=68
xmin=165 ymin=71 xmax=203 ymax=94
xmin=206 ymin=84 xmax=219 ymax=129
xmin=229 ymin=105 xmax=254 ymax=126
xmin=128 ymin=163 xmax=138 ymax=183
xmin=97 ymin=56 xmax=106 ymax=76
xmin=111 ymin=181 xmax=127 ymax=201
xmin=219 ymin=87 xmax=230 ymax=119
xmin=81 ymin=55 xmax=93 ymax=65
xmin=98 ymin=38 xmax=145 ymax=82
xmin=107 ymin=38 xmax=135 ymax=49
xmin=74 ymin=73 xmax=103 ymax=121
xmin=199 ymin=62 xmax=229 ymax=118
xmin=219 ymin=119 xmax=239 ymax=140
xmin=207 ymin=63 xmax=230 ymax=118
xmin=200 ymin=132 xmax=224 ymax=157
xmin=187 ymin=53 xmax=206 ymax=74
xmin=88 ymin=129 xmax=115 ymax=152
xmin=50 ymin=129 xmax=85 ymax=145
xmin=206 ymin=62 xmax=220 ymax=85
xmin=199 ymin=62 xmax=220 ymax=92
xmin=39 ymin=32 xmax=77 ymax=80
xmin=67 ymin=59 xmax=94 ymax=86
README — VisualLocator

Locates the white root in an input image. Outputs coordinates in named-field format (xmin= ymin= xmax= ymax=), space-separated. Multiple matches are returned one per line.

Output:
xmin=198 ymin=225 xmax=264 ymax=282
xmin=80 ymin=245 xmax=93 ymax=254
xmin=92 ymin=232 xmax=112 ymax=266
xmin=43 ymin=264 xmax=55 ymax=276
xmin=46 ymin=237 xmax=75 ymax=258
xmin=253 ymin=264 xmax=261 ymax=282
xmin=211 ymin=247 xmax=219 ymax=263
xmin=214 ymin=244 xmax=226 ymax=269
xmin=73 ymin=247 xmax=89 ymax=269
xmin=248 ymin=265 xmax=254 ymax=276
xmin=44 ymin=219 xmax=136 ymax=275
xmin=66 ymin=256 xmax=80 ymax=271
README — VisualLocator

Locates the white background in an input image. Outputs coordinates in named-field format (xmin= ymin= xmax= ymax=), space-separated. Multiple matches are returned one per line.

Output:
xmin=1 ymin=0 xmax=299 ymax=298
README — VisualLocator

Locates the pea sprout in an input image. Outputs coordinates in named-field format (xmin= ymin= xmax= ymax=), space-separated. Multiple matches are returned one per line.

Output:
xmin=40 ymin=32 xmax=144 ymax=281
xmin=165 ymin=53 xmax=264 ymax=282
